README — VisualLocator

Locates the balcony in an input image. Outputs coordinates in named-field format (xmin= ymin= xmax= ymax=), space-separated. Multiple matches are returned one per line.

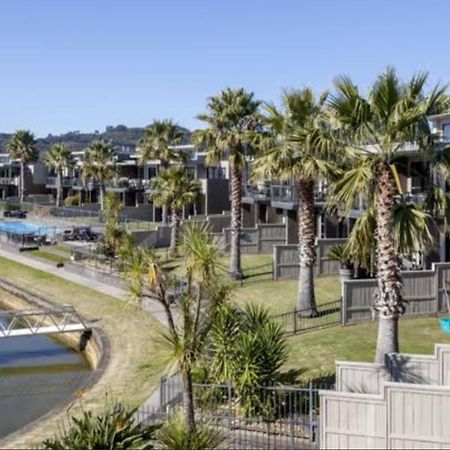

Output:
xmin=0 ymin=177 xmax=19 ymax=186
xmin=242 ymin=183 xmax=271 ymax=203
xmin=46 ymin=176 xmax=75 ymax=188
xmin=105 ymin=178 xmax=149 ymax=191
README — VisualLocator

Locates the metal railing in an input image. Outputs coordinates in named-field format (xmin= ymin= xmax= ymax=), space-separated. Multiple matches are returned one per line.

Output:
xmin=271 ymin=299 xmax=342 ymax=335
xmin=137 ymin=374 xmax=336 ymax=449
xmin=46 ymin=176 xmax=76 ymax=187
xmin=0 ymin=177 xmax=19 ymax=186
xmin=0 ymin=305 xmax=87 ymax=338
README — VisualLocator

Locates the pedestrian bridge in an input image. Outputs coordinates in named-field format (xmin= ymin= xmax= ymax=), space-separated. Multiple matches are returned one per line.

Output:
xmin=0 ymin=306 xmax=88 ymax=338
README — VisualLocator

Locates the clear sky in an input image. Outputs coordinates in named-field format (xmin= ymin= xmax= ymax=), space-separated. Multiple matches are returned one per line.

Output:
xmin=0 ymin=0 xmax=449 ymax=136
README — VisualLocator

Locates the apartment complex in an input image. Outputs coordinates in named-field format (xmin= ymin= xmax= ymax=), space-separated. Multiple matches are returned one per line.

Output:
xmin=242 ymin=112 xmax=450 ymax=266
xmin=45 ymin=144 xmax=230 ymax=220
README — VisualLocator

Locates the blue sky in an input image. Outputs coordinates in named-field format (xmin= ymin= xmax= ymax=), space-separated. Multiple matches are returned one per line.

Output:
xmin=0 ymin=0 xmax=449 ymax=136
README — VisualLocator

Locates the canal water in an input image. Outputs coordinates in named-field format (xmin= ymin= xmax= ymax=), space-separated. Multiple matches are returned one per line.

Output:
xmin=0 ymin=332 xmax=91 ymax=438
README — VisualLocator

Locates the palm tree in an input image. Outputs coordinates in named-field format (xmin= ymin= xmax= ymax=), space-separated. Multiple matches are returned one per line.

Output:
xmin=83 ymin=141 xmax=117 ymax=211
xmin=151 ymin=166 xmax=200 ymax=256
xmin=328 ymin=67 xmax=449 ymax=363
xmin=253 ymin=88 xmax=337 ymax=313
xmin=44 ymin=144 xmax=75 ymax=207
xmin=138 ymin=120 xmax=186 ymax=224
xmin=195 ymin=88 xmax=262 ymax=280
xmin=145 ymin=223 xmax=228 ymax=433
xmin=7 ymin=130 xmax=38 ymax=203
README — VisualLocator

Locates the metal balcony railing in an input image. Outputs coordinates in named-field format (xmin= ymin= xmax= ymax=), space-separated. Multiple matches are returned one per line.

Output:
xmin=46 ymin=177 xmax=75 ymax=187
xmin=0 ymin=177 xmax=19 ymax=186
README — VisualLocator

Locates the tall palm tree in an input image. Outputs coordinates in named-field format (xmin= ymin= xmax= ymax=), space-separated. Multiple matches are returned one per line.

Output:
xmin=44 ymin=144 xmax=75 ymax=207
xmin=83 ymin=141 xmax=117 ymax=211
xmin=138 ymin=119 xmax=186 ymax=225
xmin=151 ymin=166 xmax=200 ymax=256
xmin=7 ymin=130 xmax=38 ymax=203
xmin=253 ymin=88 xmax=337 ymax=313
xmin=195 ymin=88 xmax=262 ymax=280
xmin=328 ymin=67 xmax=449 ymax=363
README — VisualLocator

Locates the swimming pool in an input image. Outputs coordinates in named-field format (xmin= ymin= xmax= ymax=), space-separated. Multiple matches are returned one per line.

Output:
xmin=0 ymin=221 xmax=57 ymax=236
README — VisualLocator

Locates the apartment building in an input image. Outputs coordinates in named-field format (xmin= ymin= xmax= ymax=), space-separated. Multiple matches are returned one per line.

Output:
xmin=242 ymin=112 xmax=450 ymax=265
xmin=0 ymin=153 xmax=48 ymax=199
xmin=45 ymin=144 xmax=230 ymax=220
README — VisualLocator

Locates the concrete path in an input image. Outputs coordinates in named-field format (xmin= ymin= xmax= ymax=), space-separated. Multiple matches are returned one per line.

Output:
xmin=0 ymin=247 xmax=171 ymax=327
xmin=0 ymin=245 xmax=175 ymax=414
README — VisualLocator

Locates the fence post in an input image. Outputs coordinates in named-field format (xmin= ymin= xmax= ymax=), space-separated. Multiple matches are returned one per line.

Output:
xmin=227 ymin=381 xmax=233 ymax=429
xmin=309 ymin=382 xmax=314 ymax=444
xmin=293 ymin=308 xmax=297 ymax=334
xmin=159 ymin=376 xmax=165 ymax=410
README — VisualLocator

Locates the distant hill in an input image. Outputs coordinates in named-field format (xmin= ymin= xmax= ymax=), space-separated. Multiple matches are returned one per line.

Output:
xmin=0 ymin=124 xmax=192 ymax=154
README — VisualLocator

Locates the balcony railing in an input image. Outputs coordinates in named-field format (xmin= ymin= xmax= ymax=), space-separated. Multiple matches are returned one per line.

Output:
xmin=0 ymin=177 xmax=19 ymax=186
xmin=105 ymin=178 xmax=150 ymax=190
xmin=46 ymin=177 xmax=75 ymax=188
xmin=243 ymin=184 xmax=271 ymax=200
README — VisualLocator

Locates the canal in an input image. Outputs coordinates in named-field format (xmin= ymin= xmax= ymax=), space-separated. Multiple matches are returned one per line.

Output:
xmin=0 ymin=332 xmax=91 ymax=438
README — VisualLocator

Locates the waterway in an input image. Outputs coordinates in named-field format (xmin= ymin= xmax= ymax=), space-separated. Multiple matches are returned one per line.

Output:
xmin=0 ymin=331 xmax=90 ymax=438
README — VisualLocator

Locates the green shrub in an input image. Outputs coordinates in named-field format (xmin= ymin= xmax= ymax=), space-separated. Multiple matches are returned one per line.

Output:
xmin=42 ymin=402 xmax=160 ymax=450
xmin=158 ymin=411 xmax=225 ymax=450
xmin=64 ymin=193 xmax=81 ymax=207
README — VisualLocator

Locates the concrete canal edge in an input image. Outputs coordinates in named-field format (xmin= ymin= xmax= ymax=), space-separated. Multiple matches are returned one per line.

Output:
xmin=0 ymin=277 xmax=111 ymax=449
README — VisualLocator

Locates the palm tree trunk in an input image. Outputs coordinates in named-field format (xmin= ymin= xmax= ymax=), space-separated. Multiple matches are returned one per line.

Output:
xmin=19 ymin=161 xmax=25 ymax=203
xmin=170 ymin=208 xmax=180 ymax=257
xmin=99 ymin=183 xmax=105 ymax=211
xmin=374 ymin=162 xmax=404 ymax=364
xmin=56 ymin=169 xmax=62 ymax=207
xmin=296 ymin=178 xmax=317 ymax=315
xmin=182 ymin=366 xmax=196 ymax=433
xmin=229 ymin=163 xmax=242 ymax=280
xmin=162 ymin=203 xmax=168 ymax=225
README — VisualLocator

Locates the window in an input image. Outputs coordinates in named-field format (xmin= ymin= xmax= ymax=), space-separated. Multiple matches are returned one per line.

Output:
xmin=147 ymin=167 xmax=157 ymax=179
xmin=443 ymin=123 xmax=450 ymax=141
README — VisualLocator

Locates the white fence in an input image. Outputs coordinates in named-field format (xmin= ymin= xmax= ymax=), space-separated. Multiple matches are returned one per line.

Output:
xmin=320 ymin=344 xmax=450 ymax=449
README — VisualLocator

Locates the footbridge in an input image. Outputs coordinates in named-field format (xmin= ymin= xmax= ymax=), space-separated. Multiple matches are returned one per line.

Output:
xmin=0 ymin=306 xmax=88 ymax=338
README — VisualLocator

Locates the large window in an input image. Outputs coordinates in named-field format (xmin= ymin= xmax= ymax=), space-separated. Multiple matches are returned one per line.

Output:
xmin=443 ymin=123 xmax=450 ymax=141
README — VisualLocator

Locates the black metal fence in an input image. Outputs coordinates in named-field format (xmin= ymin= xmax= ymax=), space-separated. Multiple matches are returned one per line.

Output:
xmin=136 ymin=372 xmax=335 ymax=449
xmin=271 ymin=299 xmax=342 ymax=335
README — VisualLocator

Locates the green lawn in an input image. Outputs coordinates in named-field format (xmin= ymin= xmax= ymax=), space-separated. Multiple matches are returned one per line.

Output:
xmin=52 ymin=244 xmax=72 ymax=254
xmin=284 ymin=316 xmax=450 ymax=382
xmin=232 ymin=274 xmax=340 ymax=313
xmin=0 ymin=256 xmax=170 ymax=446
xmin=29 ymin=249 xmax=69 ymax=265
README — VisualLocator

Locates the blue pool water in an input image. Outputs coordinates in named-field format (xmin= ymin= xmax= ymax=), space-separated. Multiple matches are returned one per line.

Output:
xmin=0 ymin=221 xmax=57 ymax=236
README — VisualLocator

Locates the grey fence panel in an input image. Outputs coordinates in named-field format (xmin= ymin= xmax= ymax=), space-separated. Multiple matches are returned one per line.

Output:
xmin=320 ymin=391 xmax=386 ymax=449
xmin=321 ymin=382 xmax=450 ymax=449
xmin=274 ymin=238 xmax=346 ymax=280
xmin=336 ymin=362 xmax=389 ymax=395
xmin=342 ymin=263 xmax=450 ymax=325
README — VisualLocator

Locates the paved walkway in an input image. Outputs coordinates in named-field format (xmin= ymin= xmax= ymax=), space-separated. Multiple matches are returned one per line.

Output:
xmin=0 ymin=247 xmax=171 ymax=326
xmin=0 ymin=245 xmax=173 ymax=413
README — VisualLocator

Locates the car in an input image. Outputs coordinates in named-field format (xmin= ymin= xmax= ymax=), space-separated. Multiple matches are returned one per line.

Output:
xmin=63 ymin=226 xmax=99 ymax=242
xmin=3 ymin=209 xmax=27 ymax=219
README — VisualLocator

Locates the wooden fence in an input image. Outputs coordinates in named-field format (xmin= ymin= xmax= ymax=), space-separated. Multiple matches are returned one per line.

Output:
xmin=273 ymin=238 xmax=346 ymax=279
xmin=341 ymin=262 xmax=450 ymax=324
xmin=320 ymin=344 xmax=450 ymax=448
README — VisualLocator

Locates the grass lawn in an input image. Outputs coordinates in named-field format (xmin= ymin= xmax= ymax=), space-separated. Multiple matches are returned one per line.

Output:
xmin=52 ymin=244 xmax=71 ymax=254
xmin=29 ymin=249 xmax=69 ymax=265
xmin=284 ymin=316 xmax=450 ymax=382
xmin=0 ymin=256 xmax=171 ymax=446
xmin=232 ymin=274 xmax=340 ymax=313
